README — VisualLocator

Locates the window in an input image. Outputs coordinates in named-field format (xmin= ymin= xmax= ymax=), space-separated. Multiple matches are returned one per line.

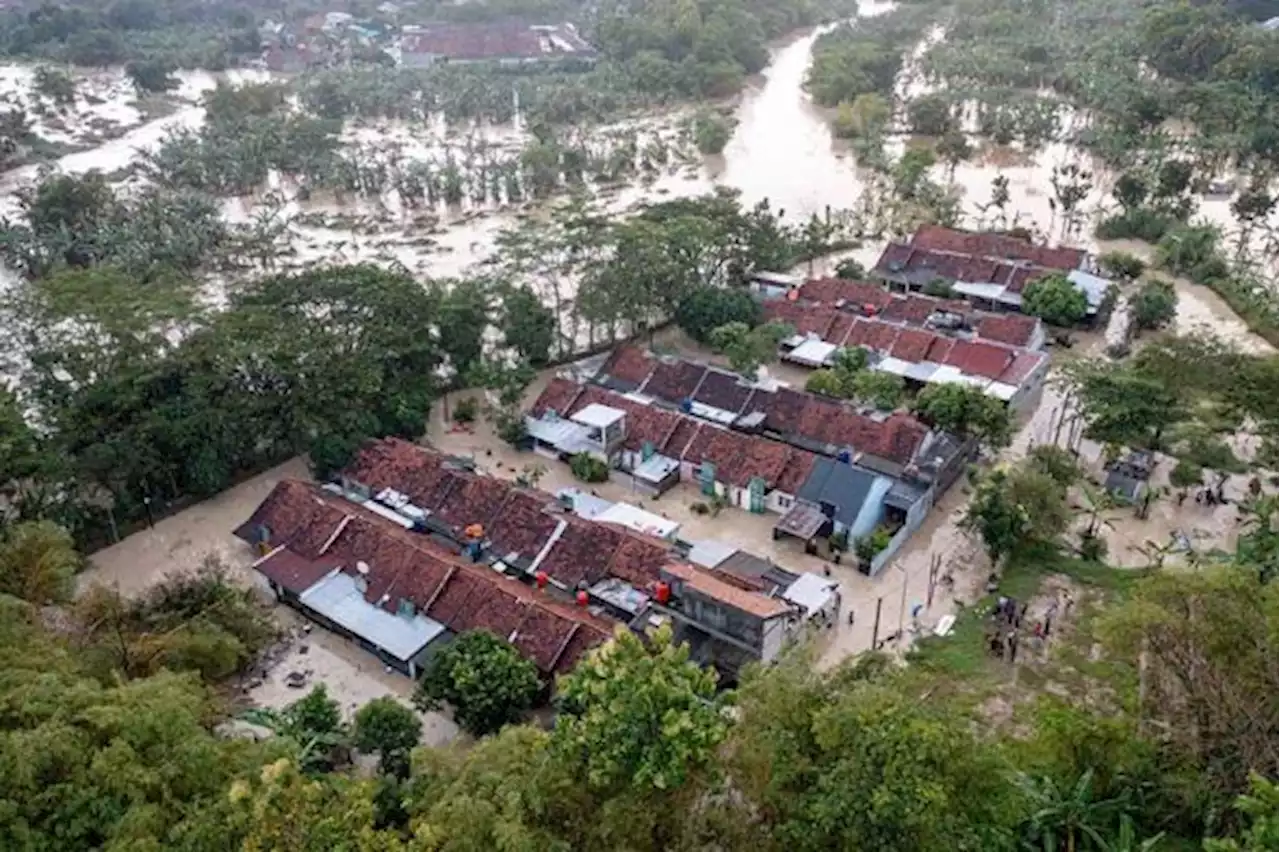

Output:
xmin=777 ymin=495 xmax=793 ymax=509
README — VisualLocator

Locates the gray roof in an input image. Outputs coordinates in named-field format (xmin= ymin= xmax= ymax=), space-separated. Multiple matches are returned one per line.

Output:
xmin=797 ymin=458 xmax=878 ymax=529
xmin=298 ymin=571 xmax=445 ymax=661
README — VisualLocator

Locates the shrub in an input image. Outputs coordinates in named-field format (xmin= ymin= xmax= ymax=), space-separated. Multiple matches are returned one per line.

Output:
xmin=570 ymin=452 xmax=609 ymax=483
xmin=1099 ymin=251 xmax=1146 ymax=281
xmin=1130 ymin=279 xmax=1177 ymax=331
xmin=922 ymin=277 xmax=955 ymax=298
xmin=452 ymin=396 xmax=478 ymax=424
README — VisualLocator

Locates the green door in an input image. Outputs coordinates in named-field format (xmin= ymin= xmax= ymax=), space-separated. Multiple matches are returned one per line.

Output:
xmin=748 ymin=477 xmax=766 ymax=513
xmin=699 ymin=463 xmax=716 ymax=496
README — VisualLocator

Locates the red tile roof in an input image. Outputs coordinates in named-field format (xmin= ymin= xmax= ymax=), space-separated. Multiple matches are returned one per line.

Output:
xmin=910 ymin=225 xmax=1086 ymax=272
xmin=845 ymin=318 xmax=901 ymax=353
xmin=567 ymin=384 xmax=679 ymax=453
xmin=888 ymin=328 xmax=939 ymax=363
xmin=606 ymin=535 xmax=670 ymax=587
xmin=925 ymin=335 xmax=956 ymax=363
xmin=553 ymin=624 xmax=610 ymax=674
xmin=693 ymin=369 xmax=753 ymax=413
xmin=234 ymin=480 xmax=348 ymax=557
xmin=256 ymin=549 xmax=342 ymax=595
xmin=663 ymin=562 xmax=794 ymax=619
xmin=663 ymin=418 xmax=701 ymax=458
xmin=243 ymin=480 xmax=617 ymax=674
xmin=998 ymin=350 xmax=1048 ymax=387
xmin=530 ymin=377 xmax=585 ymax=418
xmin=944 ymin=339 xmax=1018 ymax=381
xmin=512 ymin=606 xmax=580 ymax=672
xmin=487 ymin=490 xmax=559 ymax=566
xmin=537 ymin=517 xmax=622 ymax=588
xmin=642 ymin=359 xmax=706 ymax=402
xmin=403 ymin=23 xmax=544 ymax=60
xmin=432 ymin=475 xmax=511 ymax=536
xmin=976 ymin=313 xmax=1040 ymax=348
xmin=798 ymin=277 xmax=896 ymax=310
xmin=598 ymin=344 xmax=653 ymax=388
xmin=776 ymin=448 xmax=819 ymax=495
xmin=879 ymin=294 xmax=965 ymax=325
xmin=762 ymin=300 xmax=838 ymax=338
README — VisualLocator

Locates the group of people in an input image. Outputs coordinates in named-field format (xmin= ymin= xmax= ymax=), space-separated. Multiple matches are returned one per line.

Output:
xmin=985 ymin=590 xmax=1074 ymax=664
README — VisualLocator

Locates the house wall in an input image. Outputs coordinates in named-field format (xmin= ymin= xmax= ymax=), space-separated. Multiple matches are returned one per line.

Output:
xmin=868 ymin=488 xmax=933 ymax=576
xmin=676 ymin=591 xmax=764 ymax=654
xmin=1007 ymin=358 xmax=1050 ymax=414
xmin=759 ymin=615 xmax=790 ymax=663
xmin=766 ymin=489 xmax=796 ymax=514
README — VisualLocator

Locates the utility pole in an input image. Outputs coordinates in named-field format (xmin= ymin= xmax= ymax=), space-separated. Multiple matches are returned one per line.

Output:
xmin=870 ymin=596 xmax=883 ymax=650
xmin=896 ymin=563 xmax=909 ymax=644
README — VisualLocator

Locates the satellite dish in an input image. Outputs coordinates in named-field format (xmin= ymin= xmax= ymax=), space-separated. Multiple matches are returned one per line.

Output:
xmin=356 ymin=561 xmax=370 ymax=575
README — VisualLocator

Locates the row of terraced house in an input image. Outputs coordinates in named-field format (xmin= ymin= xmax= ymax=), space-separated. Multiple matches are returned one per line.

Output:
xmin=523 ymin=347 xmax=971 ymax=575
xmin=235 ymin=438 xmax=839 ymax=681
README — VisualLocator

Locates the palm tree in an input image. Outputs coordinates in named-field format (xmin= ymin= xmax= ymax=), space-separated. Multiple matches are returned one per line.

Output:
xmin=1016 ymin=769 xmax=1126 ymax=852
xmin=1129 ymin=538 xmax=1177 ymax=573
xmin=1072 ymin=483 xmax=1119 ymax=561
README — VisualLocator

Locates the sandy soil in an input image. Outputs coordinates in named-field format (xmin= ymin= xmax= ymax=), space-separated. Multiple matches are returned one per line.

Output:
xmin=245 ymin=608 xmax=460 ymax=747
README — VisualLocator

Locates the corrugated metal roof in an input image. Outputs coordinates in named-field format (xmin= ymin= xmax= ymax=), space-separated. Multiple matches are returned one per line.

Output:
xmin=299 ymin=571 xmax=446 ymax=661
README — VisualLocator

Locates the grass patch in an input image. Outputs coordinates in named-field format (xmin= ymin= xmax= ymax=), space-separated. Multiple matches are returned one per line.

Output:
xmin=906 ymin=545 xmax=1138 ymax=683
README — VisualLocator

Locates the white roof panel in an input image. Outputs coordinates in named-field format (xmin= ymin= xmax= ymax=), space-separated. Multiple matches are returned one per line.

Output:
xmin=783 ymin=572 xmax=839 ymax=617
xmin=572 ymin=403 xmax=626 ymax=428
xmin=788 ymin=338 xmax=837 ymax=366
xmin=597 ymin=502 xmax=680 ymax=540
xmin=299 ymin=571 xmax=445 ymax=661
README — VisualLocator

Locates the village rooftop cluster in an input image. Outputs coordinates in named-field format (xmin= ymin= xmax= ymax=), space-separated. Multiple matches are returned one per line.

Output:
xmin=235 ymin=224 xmax=1123 ymax=684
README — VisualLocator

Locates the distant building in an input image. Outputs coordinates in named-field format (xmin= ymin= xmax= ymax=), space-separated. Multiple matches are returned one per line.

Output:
xmin=872 ymin=225 xmax=1112 ymax=323
xmin=400 ymin=22 xmax=596 ymax=67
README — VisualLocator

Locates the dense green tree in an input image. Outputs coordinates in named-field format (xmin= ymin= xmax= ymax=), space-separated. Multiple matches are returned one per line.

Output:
xmin=1061 ymin=361 xmax=1185 ymax=449
xmin=0 ymin=520 xmax=79 ymax=604
xmin=498 ymin=283 xmax=557 ymax=366
xmin=913 ymin=382 xmax=1013 ymax=449
xmin=553 ymin=625 xmax=728 ymax=793
xmin=1102 ymin=567 xmax=1278 ymax=825
xmin=709 ymin=320 xmax=790 ymax=377
xmin=1203 ymin=775 xmax=1279 ymax=852
xmin=1099 ymin=251 xmax=1146 ymax=281
xmin=729 ymin=655 xmax=1022 ymax=852
xmin=675 ymin=285 xmax=761 ymax=343
xmin=242 ymin=685 xmax=348 ymax=774
xmin=352 ymin=697 xmax=422 ymax=778
xmin=125 ymin=56 xmax=176 ymax=93
xmin=1022 ymin=273 xmax=1090 ymax=327
xmin=415 ymin=630 xmax=540 ymax=738
xmin=962 ymin=461 xmax=1070 ymax=564
xmin=849 ymin=369 xmax=906 ymax=411
xmin=1130 ymin=278 xmax=1178 ymax=331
